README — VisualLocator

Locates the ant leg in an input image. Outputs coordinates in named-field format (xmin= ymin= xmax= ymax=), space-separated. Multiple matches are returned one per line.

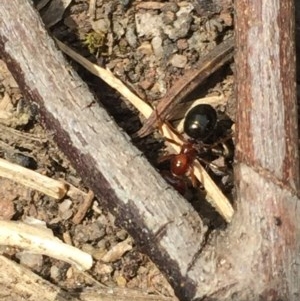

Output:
xmin=164 ymin=136 xmax=182 ymax=146
xmin=164 ymin=120 xmax=186 ymax=141
xmin=197 ymin=157 xmax=211 ymax=166
xmin=198 ymin=157 xmax=228 ymax=176
xmin=154 ymin=108 xmax=185 ymax=144
xmin=208 ymin=133 xmax=233 ymax=149
xmin=158 ymin=153 xmax=175 ymax=163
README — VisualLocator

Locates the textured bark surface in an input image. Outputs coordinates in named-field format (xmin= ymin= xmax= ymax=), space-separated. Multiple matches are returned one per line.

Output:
xmin=0 ymin=2 xmax=206 ymax=301
xmin=227 ymin=0 xmax=300 ymax=299
xmin=235 ymin=1 xmax=299 ymax=191
xmin=0 ymin=0 xmax=299 ymax=300
xmin=189 ymin=1 xmax=300 ymax=298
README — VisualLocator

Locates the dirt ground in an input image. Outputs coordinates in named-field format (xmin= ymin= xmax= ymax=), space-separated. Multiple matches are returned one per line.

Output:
xmin=3 ymin=0 xmax=297 ymax=299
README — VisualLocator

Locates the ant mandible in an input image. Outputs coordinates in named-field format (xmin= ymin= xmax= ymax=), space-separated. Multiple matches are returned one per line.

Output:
xmin=159 ymin=104 xmax=217 ymax=194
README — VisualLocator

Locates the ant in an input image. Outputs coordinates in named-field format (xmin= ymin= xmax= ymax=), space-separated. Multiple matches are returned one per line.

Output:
xmin=159 ymin=104 xmax=227 ymax=195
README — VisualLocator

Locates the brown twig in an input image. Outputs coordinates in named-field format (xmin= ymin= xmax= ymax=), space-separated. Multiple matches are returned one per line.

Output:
xmin=72 ymin=190 xmax=95 ymax=224
xmin=136 ymin=36 xmax=235 ymax=137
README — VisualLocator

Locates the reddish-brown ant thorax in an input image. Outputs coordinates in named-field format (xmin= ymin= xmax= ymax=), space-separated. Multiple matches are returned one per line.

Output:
xmin=170 ymin=153 xmax=189 ymax=176
xmin=170 ymin=143 xmax=197 ymax=176
xmin=181 ymin=144 xmax=197 ymax=160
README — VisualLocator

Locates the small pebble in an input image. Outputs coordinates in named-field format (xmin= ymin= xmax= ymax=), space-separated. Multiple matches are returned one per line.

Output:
xmin=16 ymin=252 xmax=43 ymax=271
xmin=74 ymin=222 xmax=106 ymax=243
xmin=137 ymin=42 xmax=153 ymax=56
xmin=0 ymin=196 xmax=15 ymax=220
xmin=161 ymin=2 xmax=179 ymax=13
xmin=92 ymin=18 xmax=110 ymax=34
xmin=58 ymin=199 xmax=73 ymax=220
xmin=151 ymin=36 xmax=164 ymax=58
xmin=139 ymin=78 xmax=154 ymax=90
xmin=95 ymin=262 xmax=113 ymax=275
xmin=112 ymin=20 xmax=125 ymax=39
xmin=50 ymin=265 xmax=61 ymax=280
xmin=162 ymin=11 xmax=176 ymax=25
xmin=59 ymin=199 xmax=72 ymax=213
xmin=116 ymin=229 xmax=128 ymax=240
xmin=177 ymin=38 xmax=188 ymax=50
xmin=170 ymin=54 xmax=188 ymax=68
xmin=135 ymin=12 xmax=163 ymax=38
xmin=126 ymin=25 xmax=138 ymax=47
xmin=115 ymin=274 xmax=127 ymax=287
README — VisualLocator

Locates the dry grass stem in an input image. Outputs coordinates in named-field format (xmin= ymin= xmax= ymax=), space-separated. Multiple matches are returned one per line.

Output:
xmin=88 ymin=0 xmax=96 ymax=19
xmin=0 ymin=158 xmax=68 ymax=200
xmin=0 ymin=220 xmax=93 ymax=270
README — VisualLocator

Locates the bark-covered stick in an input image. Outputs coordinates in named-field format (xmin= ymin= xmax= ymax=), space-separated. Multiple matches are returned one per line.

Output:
xmin=0 ymin=2 xmax=208 ymax=300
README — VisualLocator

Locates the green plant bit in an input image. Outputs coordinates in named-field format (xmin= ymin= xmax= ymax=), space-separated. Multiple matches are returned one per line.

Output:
xmin=83 ymin=31 xmax=107 ymax=57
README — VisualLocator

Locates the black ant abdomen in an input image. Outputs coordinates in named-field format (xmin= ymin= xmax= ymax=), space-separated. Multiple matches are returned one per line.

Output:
xmin=183 ymin=104 xmax=217 ymax=140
